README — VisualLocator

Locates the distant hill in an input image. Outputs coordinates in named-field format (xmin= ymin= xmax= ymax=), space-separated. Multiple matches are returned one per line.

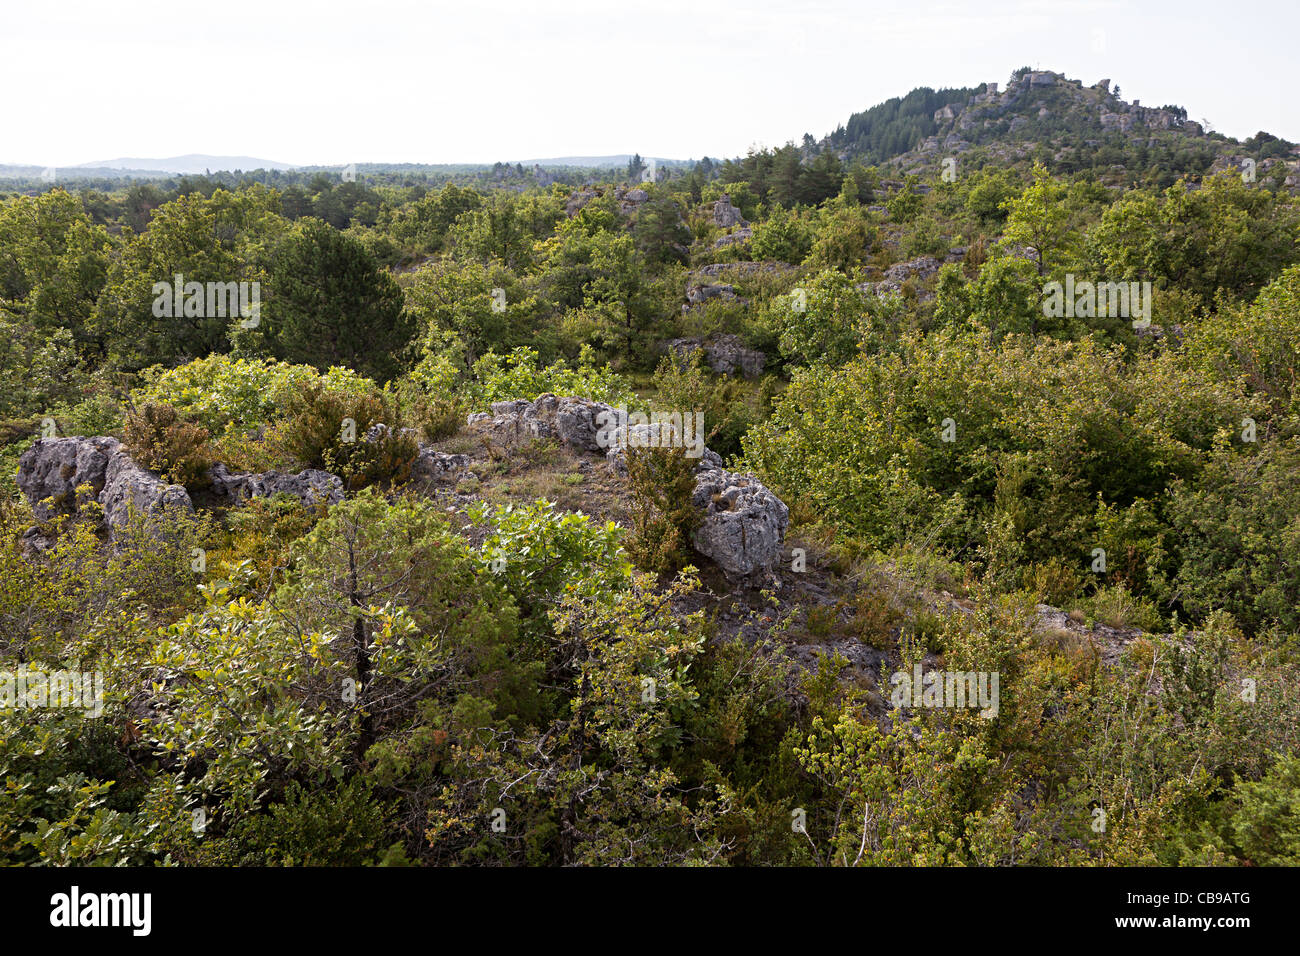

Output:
xmin=75 ymin=154 xmax=297 ymax=175
xmin=820 ymin=68 xmax=1299 ymax=186
xmin=511 ymin=155 xmax=689 ymax=168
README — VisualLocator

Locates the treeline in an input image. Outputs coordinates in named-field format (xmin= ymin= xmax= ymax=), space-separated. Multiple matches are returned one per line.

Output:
xmin=825 ymin=85 xmax=979 ymax=163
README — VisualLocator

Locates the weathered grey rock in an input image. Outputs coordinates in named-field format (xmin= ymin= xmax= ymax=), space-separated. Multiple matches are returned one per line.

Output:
xmin=100 ymin=450 xmax=194 ymax=533
xmin=466 ymin=394 xmax=791 ymax=583
xmin=553 ymin=397 xmax=615 ymax=452
xmin=20 ymin=437 xmax=346 ymax=545
xmin=20 ymin=525 xmax=54 ymax=556
xmin=693 ymin=261 xmax=796 ymax=279
xmin=604 ymin=425 xmax=788 ymax=581
xmin=470 ymin=394 xmax=616 ymax=454
xmin=17 ymin=436 xmax=122 ymax=522
xmin=690 ymin=467 xmax=789 ymax=582
xmin=884 ymin=256 xmax=941 ymax=283
xmin=703 ymin=334 xmax=765 ymax=377
xmin=604 ymin=420 xmax=721 ymax=475
xmin=565 ymin=185 xmax=602 ymax=217
xmin=361 ymin=421 xmax=416 ymax=443
xmin=684 ymin=283 xmax=738 ymax=307
xmin=666 ymin=335 xmax=765 ymax=378
xmin=860 ymin=255 xmax=944 ymax=300
xmin=1100 ymin=111 xmax=1135 ymax=133
xmin=712 ymin=193 xmax=748 ymax=228
xmin=411 ymin=447 xmax=472 ymax=482
xmin=489 ymin=399 xmax=533 ymax=419
xmin=711 ymin=226 xmax=753 ymax=251
xmin=615 ymin=186 xmax=652 ymax=215
xmin=1133 ymin=322 xmax=1185 ymax=345
xmin=207 ymin=462 xmax=344 ymax=507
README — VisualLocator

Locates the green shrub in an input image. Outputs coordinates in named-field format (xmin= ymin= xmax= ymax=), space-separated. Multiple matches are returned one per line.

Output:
xmin=270 ymin=383 xmax=417 ymax=490
xmin=134 ymin=355 xmax=317 ymax=435
xmin=134 ymin=355 xmax=381 ymax=443
xmin=886 ymin=182 xmax=924 ymax=223
xmin=1024 ymin=557 xmax=1084 ymax=607
xmin=216 ymin=779 xmax=393 ymax=866
xmin=1230 ymin=753 xmax=1300 ymax=866
xmin=805 ymin=206 xmax=875 ymax=273
xmin=847 ymin=588 xmax=903 ymax=650
xmin=750 ymin=205 xmax=812 ymax=264
xmin=468 ymin=497 xmax=628 ymax=633
xmin=1081 ymin=584 xmax=1162 ymax=632
xmin=1163 ymin=438 xmax=1300 ymax=633
xmin=123 ymin=402 xmax=214 ymax=489
xmin=214 ymin=494 xmax=328 ymax=592
xmin=1181 ymin=264 xmax=1300 ymax=419
xmin=773 ymin=268 xmax=870 ymax=368
xmin=625 ymin=446 xmax=701 ymax=574
xmin=902 ymin=217 xmax=949 ymax=259
xmin=465 ymin=345 xmax=635 ymax=409
xmin=743 ymin=325 xmax=1240 ymax=595
xmin=649 ymin=351 xmax=762 ymax=462
xmin=413 ymin=394 xmax=464 ymax=442
xmin=392 ymin=378 xmax=464 ymax=442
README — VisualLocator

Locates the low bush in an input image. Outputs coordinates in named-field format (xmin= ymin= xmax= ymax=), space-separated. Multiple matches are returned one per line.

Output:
xmin=625 ymin=446 xmax=701 ymax=574
xmin=123 ymin=401 xmax=214 ymax=489
xmin=270 ymin=383 xmax=417 ymax=490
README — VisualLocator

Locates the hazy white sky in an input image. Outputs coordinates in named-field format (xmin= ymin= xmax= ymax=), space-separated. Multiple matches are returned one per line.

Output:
xmin=3 ymin=0 xmax=1296 ymax=167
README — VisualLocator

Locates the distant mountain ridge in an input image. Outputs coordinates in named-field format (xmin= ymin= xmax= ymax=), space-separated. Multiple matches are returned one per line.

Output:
xmin=510 ymin=155 xmax=689 ymax=167
xmin=0 ymin=155 xmax=691 ymax=183
xmin=76 ymin=154 xmax=297 ymax=175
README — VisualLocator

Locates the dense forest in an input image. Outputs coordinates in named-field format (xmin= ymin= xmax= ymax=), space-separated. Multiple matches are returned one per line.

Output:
xmin=3 ymin=66 xmax=1300 ymax=868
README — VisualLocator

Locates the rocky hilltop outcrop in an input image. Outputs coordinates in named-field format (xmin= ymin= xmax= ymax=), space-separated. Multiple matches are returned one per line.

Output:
xmin=828 ymin=68 xmax=1298 ymax=189
xmin=915 ymin=70 xmax=1197 ymax=157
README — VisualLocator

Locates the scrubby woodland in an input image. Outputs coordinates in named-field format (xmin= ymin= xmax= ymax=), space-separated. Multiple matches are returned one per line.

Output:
xmin=3 ymin=68 xmax=1300 ymax=866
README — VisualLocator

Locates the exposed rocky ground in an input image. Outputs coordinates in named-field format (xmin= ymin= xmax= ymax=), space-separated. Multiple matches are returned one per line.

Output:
xmin=17 ymin=398 xmax=1150 ymax=714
